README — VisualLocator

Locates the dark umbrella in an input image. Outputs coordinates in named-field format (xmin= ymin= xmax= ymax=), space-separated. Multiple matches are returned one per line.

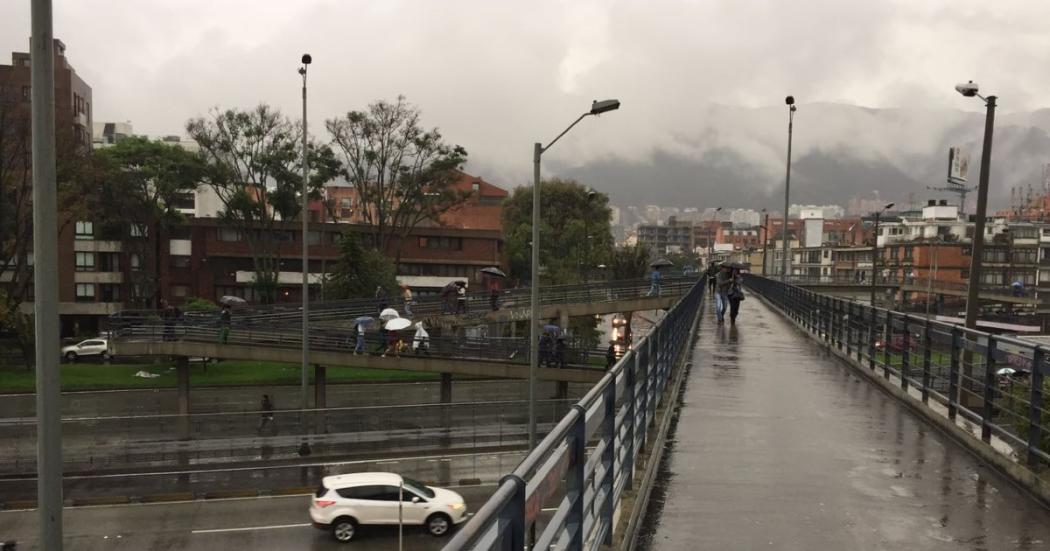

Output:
xmin=442 ymin=281 xmax=459 ymax=296
xmin=354 ymin=316 xmax=375 ymax=327
xmin=480 ymin=266 xmax=507 ymax=278
xmin=723 ymin=261 xmax=749 ymax=270
xmin=543 ymin=324 xmax=561 ymax=334
xmin=649 ymin=258 xmax=673 ymax=268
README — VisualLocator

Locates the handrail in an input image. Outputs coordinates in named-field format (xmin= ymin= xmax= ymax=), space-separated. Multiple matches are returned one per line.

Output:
xmin=441 ymin=279 xmax=704 ymax=550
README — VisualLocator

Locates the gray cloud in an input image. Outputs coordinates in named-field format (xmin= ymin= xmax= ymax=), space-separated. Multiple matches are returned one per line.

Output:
xmin=3 ymin=0 xmax=1049 ymax=208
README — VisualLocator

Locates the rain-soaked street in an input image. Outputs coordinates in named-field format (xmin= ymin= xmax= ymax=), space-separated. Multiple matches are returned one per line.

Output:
xmin=638 ymin=293 xmax=1050 ymax=550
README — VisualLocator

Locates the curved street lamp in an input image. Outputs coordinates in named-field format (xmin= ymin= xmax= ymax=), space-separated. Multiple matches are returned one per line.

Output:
xmin=529 ymin=100 xmax=620 ymax=450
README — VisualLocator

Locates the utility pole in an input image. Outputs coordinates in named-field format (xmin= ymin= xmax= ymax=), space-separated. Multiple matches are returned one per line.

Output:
xmin=31 ymin=1 xmax=64 ymax=547
xmin=299 ymin=54 xmax=312 ymax=414
xmin=781 ymin=96 xmax=797 ymax=279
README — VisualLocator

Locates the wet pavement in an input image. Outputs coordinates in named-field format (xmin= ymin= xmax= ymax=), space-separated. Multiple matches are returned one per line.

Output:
xmin=638 ymin=294 xmax=1050 ymax=550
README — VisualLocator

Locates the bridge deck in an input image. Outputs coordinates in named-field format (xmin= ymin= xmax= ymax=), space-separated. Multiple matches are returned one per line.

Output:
xmin=638 ymin=294 xmax=1050 ymax=550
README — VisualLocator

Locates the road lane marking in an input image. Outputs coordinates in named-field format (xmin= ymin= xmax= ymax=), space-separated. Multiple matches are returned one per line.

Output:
xmin=192 ymin=523 xmax=311 ymax=534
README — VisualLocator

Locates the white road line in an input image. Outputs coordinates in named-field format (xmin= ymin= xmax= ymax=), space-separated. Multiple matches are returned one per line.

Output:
xmin=192 ymin=523 xmax=311 ymax=534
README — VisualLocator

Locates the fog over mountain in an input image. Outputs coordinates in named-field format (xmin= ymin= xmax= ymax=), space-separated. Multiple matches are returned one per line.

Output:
xmin=550 ymin=104 xmax=1050 ymax=213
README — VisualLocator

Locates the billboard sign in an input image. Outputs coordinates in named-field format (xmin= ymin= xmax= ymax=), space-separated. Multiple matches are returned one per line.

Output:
xmin=948 ymin=146 xmax=970 ymax=183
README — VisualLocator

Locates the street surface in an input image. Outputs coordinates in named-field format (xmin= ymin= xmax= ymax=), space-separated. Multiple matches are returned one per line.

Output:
xmin=639 ymin=294 xmax=1050 ymax=550
xmin=0 ymin=485 xmax=497 ymax=550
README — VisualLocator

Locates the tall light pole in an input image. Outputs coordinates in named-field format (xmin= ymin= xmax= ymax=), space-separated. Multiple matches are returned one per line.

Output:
xmin=530 ymin=99 xmax=620 ymax=449
xmin=869 ymin=203 xmax=895 ymax=306
xmin=956 ymin=81 xmax=996 ymax=334
xmin=781 ymin=96 xmax=797 ymax=279
xmin=31 ymin=1 xmax=64 ymax=547
xmin=299 ymin=53 xmax=312 ymax=413
xmin=761 ymin=209 xmax=770 ymax=276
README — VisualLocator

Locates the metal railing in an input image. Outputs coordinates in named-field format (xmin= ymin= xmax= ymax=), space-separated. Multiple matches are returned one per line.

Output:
xmin=746 ymin=275 xmax=1050 ymax=470
xmin=783 ymin=274 xmax=1046 ymax=302
xmin=441 ymin=280 xmax=703 ymax=551
xmin=108 ymin=276 xmax=698 ymax=330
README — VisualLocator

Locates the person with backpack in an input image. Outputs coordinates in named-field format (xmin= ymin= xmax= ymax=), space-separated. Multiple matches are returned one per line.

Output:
xmin=219 ymin=304 xmax=231 ymax=344
xmin=715 ymin=263 xmax=734 ymax=324
xmin=647 ymin=268 xmax=662 ymax=297
xmin=727 ymin=267 xmax=745 ymax=325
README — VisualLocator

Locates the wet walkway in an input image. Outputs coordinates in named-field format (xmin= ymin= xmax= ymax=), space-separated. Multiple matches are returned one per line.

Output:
xmin=639 ymin=294 xmax=1050 ymax=550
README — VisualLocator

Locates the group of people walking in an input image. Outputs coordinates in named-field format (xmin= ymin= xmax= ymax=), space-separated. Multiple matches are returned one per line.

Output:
xmin=707 ymin=262 xmax=745 ymax=324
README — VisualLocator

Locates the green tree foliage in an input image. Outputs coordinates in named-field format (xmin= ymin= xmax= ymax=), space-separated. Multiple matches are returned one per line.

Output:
xmin=187 ymin=105 xmax=339 ymax=303
xmin=502 ymin=179 xmax=614 ymax=285
xmin=326 ymin=234 xmax=399 ymax=300
xmin=610 ymin=244 xmax=651 ymax=281
xmin=182 ymin=297 xmax=219 ymax=311
xmin=92 ymin=137 xmax=208 ymax=308
xmin=326 ymin=96 xmax=470 ymax=261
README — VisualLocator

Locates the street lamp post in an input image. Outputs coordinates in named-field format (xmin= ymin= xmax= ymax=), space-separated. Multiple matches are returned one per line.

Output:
xmin=529 ymin=100 xmax=620 ymax=450
xmin=299 ymin=54 xmax=312 ymax=413
xmin=761 ymin=209 xmax=770 ymax=276
xmin=869 ymin=203 xmax=895 ymax=306
xmin=956 ymin=81 xmax=997 ymax=334
xmin=781 ymin=96 xmax=797 ymax=280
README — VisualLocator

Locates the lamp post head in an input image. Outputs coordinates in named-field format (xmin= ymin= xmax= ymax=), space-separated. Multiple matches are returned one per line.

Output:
xmin=785 ymin=95 xmax=795 ymax=106
xmin=590 ymin=99 xmax=621 ymax=115
xmin=884 ymin=202 xmax=895 ymax=211
xmin=955 ymin=80 xmax=979 ymax=97
xmin=301 ymin=53 xmax=312 ymax=65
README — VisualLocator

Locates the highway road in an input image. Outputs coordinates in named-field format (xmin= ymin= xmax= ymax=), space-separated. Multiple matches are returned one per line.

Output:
xmin=0 ymin=485 xmax=498 ymax=550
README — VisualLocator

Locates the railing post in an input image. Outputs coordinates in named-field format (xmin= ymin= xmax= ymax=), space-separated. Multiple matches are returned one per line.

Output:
xmin=498 ymin=474 xmax=526 ymax=551
xmin=883 ymin=311 xmax=892 ymax=379
xmin=900 ymin=315 xmax=910 ymax=391
xmin=567 ymin=406 xmax=587 ymax=551
xmin=845 ymin=300 xmax=853 ymax=358
xmin=624 ymin=350 xmax=638 ymax=489
xmin=637 ymin=341 xmax=650 ymax=454
xmin=981 ymin=338 xmax=997 ymax=443
xmin=948 ymin=326 xmax=961 ymax=421
xmin=921 ymin=317 xmax=931 ymax=404
xmin=868 ymin=305 xmax=876 ymax=371
xmin=1027 ymin=348 xmax=1045 ymax=467
xmin=601 ymin=381 xmax=615 ymax=545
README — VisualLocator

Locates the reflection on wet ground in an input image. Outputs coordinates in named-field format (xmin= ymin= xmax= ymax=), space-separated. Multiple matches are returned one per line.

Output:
xmin=638 ymin=294 xmax=1050 ymax=551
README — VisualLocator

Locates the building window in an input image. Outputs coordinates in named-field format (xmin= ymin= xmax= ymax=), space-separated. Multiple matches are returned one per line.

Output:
xmin=98 ymin=253 xmax=120 ymax=272
xmin=217 ymin=228 xmax=241 ymax=242
xmin=418 ymin=236 xmax=463 ymax=250
xmin=130 ymin=224 xmax=148 ymax=238
xmin=308 ymin=231 xmax=322 ymax=246
xmin=129 ymin=254 xmax=141 ymax=271
xmin=75 ymin=283 xmax=95 ymax=302
xmin=171 ymin=256 xmax=190 ymax=269
xmin=170 ymin=285 xmax=189 ymax=298
xmin=74 ymin=252 xmax=95 ymax=271
xmin=75 ymin=221 xmax=94 ymax=240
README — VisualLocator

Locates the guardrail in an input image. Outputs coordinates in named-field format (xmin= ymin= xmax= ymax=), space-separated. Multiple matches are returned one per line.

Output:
xmin=784 ymin=275 xmax=1045 ymax=302
xmin=441 ymin=280 xmax=703 ymax=551
xmin=745 ymin=275 xmax=1050 ymax=471
xmin=109 ymin=276 xmax=698 ymax=329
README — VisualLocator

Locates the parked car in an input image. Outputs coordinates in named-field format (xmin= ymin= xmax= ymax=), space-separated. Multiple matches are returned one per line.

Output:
xmin=61 ymin=338 xmax=110 ymax=362
xmin=310 ymin=472 xmax=469 ymax=543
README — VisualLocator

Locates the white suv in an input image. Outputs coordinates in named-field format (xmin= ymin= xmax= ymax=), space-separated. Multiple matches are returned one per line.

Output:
xmin=61 ymin=338 xmax=110 ymax=362
xmin=310 ymin=472 xmax=469 ymax=543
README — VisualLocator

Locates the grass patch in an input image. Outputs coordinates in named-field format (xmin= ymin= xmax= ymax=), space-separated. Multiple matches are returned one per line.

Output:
xmin=0 ymin=360 xmax=440 ymax=392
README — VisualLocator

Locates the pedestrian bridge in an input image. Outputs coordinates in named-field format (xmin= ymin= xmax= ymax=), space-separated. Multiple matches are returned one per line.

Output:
xmin=443 ymin=276 xmax=1050 ymax=550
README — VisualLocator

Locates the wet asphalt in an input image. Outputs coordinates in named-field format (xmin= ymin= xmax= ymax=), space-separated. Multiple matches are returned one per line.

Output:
xmin=638 ymin=294 xmax=1050 ymax=550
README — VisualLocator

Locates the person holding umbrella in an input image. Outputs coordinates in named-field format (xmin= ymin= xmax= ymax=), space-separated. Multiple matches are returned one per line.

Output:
xmin=456 ymin=281 xmax=468 ymax=314
xmin=647 ymin=267 xmax=662 ymax=297
xmin=440 ymin=281 xmax=457 ymax=314
xmin=481 ymin=267 xmax=506 ymax=311
xmin=352 ymin=316 xmax=372 ymax=355
xmin=401 ymin=284 xmax=414 ymax=317
xmin=383 ymin=317 xmax=412 ymax=357
xmin=413 ymin=321 xmax=431 ymax=356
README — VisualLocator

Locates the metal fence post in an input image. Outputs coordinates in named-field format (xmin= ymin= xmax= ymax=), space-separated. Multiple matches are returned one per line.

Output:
xmin=637 ymin=342 xmax=650 ymax=454
xmin=601 ymin=381 xmax=616 ymax=545
xmin=624 ymin=351 xmax=638 ymax=489
xmin=868 ymin=305 xmax=876 ymax=371
xmin=846 ymin=301 xmax=854 ymax=359
xmin=921 ymin=318 xmax=931 ymax=404
xmin=1027 ymin=348 xmax=1045 ymax=467
xmin=981 ymin=338 xmax=997 ymax=443
xmin=900 ymin=315 xmax=910 ymax=391
xmin=883 ymin=311 xmax=892 ymax=379
xmin=498 ymin=475 xmax=526 ymax=551
xmin=948 ymin=326 xmax=961 ymax=421
xmin=567 ymin=406 xmax=587 ymax=551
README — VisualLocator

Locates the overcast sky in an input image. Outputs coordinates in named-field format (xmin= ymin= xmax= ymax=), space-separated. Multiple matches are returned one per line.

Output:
xmin=3 ymin=0 xmax=1050 ymax=206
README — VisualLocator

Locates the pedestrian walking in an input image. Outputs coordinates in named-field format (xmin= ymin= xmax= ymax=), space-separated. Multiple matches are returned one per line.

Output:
xmin=727 ymin=267 xmax=745 ymax=325
xmin=539 ymin=332 xmax=553 ymax=367
xmin=715 ymin=263 xmax=734 ymax=324
xmin=555 ymin=336 xmax=568 ymax=368
xmin=706 ymin=264 xmax=718 ymax=293
xmin=353 ymin=323 xmax=366 ymax=355
xmin=487 ymin=277 xmax=501 ymax=311
xmin=402 ymin=285 xmax=414 ymax=317
xmin=413 ymin=322 xmax=431 ymax=356
xmin=219 ymin=304 xmax=231 ymax=344
xmin=605 ymin=342 xmax=617 ymax=369
xmin=374 ymin=327 xmax=388 ymax=355
xmin=456 ymin=283 xmax=468 ymax=314
xmin=375 ymin=286 xmax=389 ymax=315
xmin=258 ymin=394 xmax=275 ymax=434
xmin=383 ymin=329 xmax=403 ymax=357
xmin=647 ymin=268 xmax=662 ymax=297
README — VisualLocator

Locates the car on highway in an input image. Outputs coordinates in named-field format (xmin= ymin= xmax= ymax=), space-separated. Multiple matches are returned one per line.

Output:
xmin=310 ymin=472 xmax=469 ymax=543
xmin=61 ymin=338 xmax=111 ymax=362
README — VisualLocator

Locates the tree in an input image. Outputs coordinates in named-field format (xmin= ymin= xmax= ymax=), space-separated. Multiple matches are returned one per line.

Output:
xmin=502 ymin=179 xmax=614 ymax=285
xmin=92 ymin=137 xmax=208 ymax=308
xmin=610 ymin=244 xmax=651 ymax=280
xmin=187 ymin=105 xmax=339 ymax=303
xmin=326 ymin=233 xmax=399 ymax=300
xmin=326 ymin=96 xmax=470 ymax=262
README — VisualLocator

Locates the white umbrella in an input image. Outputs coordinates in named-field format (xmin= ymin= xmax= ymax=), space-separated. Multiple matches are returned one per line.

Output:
xmin=996 ymin=367 xmax=1017 ymax=377
xmin=379 ymin=308 xmax=400 ymax=321
xmin=220 ymin=295 xmax=247 ymax=306
xmin=385 ymin=317 xmax=412 ymax=331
